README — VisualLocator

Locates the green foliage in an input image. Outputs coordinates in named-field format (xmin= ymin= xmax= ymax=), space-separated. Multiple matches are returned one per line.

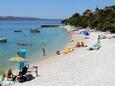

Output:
xmin=71 ymin=13 xmax=80 ymax=18
xmin=62 ymin=5 xmax=115 ymax=30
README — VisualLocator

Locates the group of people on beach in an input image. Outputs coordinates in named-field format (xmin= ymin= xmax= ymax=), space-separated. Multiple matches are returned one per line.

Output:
xmin=2 ymin=64 xmax=38 ymax=83
xmin=76 ymin=41 xmax=85 ymax=47
xmin=0 ymin=49 xmax=39 ymax=85
xmin=55 ymin=41 xmax=85 ymax=55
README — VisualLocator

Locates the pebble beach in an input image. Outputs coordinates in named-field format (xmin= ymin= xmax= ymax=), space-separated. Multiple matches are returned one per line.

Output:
xmin=11 ymin=31 xmax=115 ymax=86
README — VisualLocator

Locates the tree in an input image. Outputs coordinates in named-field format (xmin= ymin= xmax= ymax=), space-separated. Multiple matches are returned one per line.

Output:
xmin=62 ymin=5 xmax=115 ymax=30
xmin=71 ymin=13 xmax=80 ymax=18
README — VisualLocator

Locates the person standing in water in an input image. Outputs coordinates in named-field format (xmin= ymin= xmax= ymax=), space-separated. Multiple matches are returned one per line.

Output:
xmin=42 ymin=48 xmax=45 ymax=56
xmin=56 ymin=50 xmax=60 ymax=55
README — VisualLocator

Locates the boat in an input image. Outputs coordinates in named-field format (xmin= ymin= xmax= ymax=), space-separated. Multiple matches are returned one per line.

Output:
xmin=30 ymin=29 xmax=40 ymax=33
xmin=41 ymin=25 xmax=59 ymax=27
xmin=0 ymin=38 xmax=7 ymax=42
xmin=17 ymin=42 xmax=28 ymax=46
xmin=14 ymin=30 xmax=22 ymax=32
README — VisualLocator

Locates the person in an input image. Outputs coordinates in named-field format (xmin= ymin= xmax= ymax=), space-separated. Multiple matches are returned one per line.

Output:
xmin=76 ymin=42 xmax=81 ymax=47
xmin=17 ymin=72 xmax=23 ymax=83
xmin=21 ymin=64 xmax=29 ymax=76
xmin=98 ymin=35 xmax=100 ymax=42
xmin=34 ymin=66 xmax=39 ymax=77
xmin=17 ymin=71 xmax=27 ymax=83
xmin=25 ymin=71 xmax=34 ymax=81
xmin=56 ymin=50 xmax=60 ymax=55
xmin=96 ymin=41 xmax=101 ymax=50
xmin=80 ymin=41 xmax=84 ymax=47
xmin=42 ymin=48 xmax=45 ymax=56
xmin=7 ymin=69 xmax=14 ymax=81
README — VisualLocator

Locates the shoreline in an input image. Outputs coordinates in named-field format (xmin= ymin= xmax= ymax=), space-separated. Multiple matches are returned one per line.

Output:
xmin=0 ymin=27 xmax=70 ymax=75
xmin=21 ymin=29 xmax=87 ymax=73
xmin=0 ymin=27 xmax=87 ymax=76
xmin=3 ymin=29 xmax=115 ymax=86
xmin=23 ymin=29 xmax=72 ymax=70
xmin=0 ymin=28 xmax=71 ymax=76
xmin=28 ymin=28 xmax=86 ymax=66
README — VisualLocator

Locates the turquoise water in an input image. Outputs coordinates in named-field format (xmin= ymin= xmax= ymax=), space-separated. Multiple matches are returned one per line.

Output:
xmin=0 ymin=20 xmax=70 ymax=72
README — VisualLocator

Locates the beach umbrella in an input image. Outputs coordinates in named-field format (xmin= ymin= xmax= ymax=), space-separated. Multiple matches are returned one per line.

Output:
xmin=19 ymin=49 xmax=27 ymax=58
xmin=9 ymin=56 xmax=28 ymax=71
xmin=9 ymin=57 xmax=28 ymax=71
xmin=9 ymin=57 xmax=28 ymax=61
xmin=83 ymin=31 xmax=90 ymax=36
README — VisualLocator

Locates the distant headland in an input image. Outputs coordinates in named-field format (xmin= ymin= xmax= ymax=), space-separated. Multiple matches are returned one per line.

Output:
xmin=0 ymin=16 xmax=39 ymax=21
xmin=0 ymin=16 xmax=61 ymax=21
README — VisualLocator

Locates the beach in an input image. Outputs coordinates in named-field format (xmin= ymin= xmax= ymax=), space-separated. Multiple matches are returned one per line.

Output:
xmin=11 ymin=31 xmax=115 ymax=86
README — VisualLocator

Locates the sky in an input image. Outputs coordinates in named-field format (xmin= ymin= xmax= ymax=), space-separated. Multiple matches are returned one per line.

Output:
xmin=0 ymin=0 xmax=114 ymax=19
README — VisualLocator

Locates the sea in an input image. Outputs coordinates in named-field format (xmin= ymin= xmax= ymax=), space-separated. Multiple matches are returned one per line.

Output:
xmin=0 ymin=20 xmax=70 ymax=73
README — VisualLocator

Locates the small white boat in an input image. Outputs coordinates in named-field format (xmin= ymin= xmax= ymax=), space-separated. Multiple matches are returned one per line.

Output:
xmin=0 ymin=38 xmax=7 ymax=42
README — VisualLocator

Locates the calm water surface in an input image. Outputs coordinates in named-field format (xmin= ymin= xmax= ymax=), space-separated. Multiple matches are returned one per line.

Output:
xmin=0 ymin=20 xmax=70 ymax=72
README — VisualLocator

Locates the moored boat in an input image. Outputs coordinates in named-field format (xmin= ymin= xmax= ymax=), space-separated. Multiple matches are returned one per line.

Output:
xmin=17 ymin=42 xmax=28 ymax=46
xmin=30 ymin=29 xmax=40 ymax=33
xmin=14 ymin=30 xmax=22 ymax=32
xmin=41 ymin=25 xmax=59 ymax=27
xmin=0 ymin=38 xmax=7 ymax=42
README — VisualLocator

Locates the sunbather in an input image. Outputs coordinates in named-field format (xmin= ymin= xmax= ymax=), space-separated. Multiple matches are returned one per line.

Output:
xmin=76 ymin=42 xmax=81 ymax=47
xmin=6 ymin=69 xmax=16 ymax=81
xmin=80 ymin=41 xmax=84 ymax=47
xmin=7 ymin=69 xmax=14 ymax=81
xmin=25 ymin=71 xmax=34 ymax=81
xmin=17 ymin=72 xmax=27 ymax=83
xmin=88 ymin=41 xmax=101 ymax=50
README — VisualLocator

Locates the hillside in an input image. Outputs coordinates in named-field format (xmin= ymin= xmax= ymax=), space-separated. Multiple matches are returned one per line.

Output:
xmin=62 ymin=5 xmax=115 ymax=31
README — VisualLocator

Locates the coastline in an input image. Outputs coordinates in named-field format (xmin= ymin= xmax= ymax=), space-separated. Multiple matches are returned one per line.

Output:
xmin=0 ymin=27 xmax=89 ymax=81
xmin=0 ymin=20 xmax=64 ymax=74
xmin=0 ymin=26 xmax=69 ymax=75
xmin=0 ymin=28 xmax=71 ymax=75
xmin=28 ymin=28 xmax=85 ymax=67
